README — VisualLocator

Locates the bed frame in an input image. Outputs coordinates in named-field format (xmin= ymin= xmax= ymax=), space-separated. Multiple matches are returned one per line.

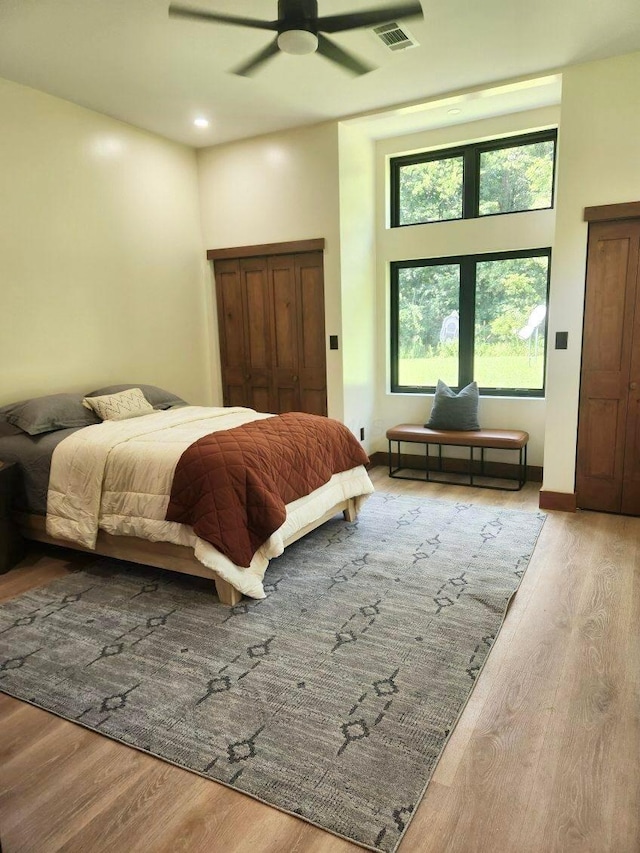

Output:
xmin=16 ymin=498 xmax=358 ymax=606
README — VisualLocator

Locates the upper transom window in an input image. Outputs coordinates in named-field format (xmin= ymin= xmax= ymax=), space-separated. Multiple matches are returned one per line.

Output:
xmin=390 ymin=129 xmax=557 ymax=227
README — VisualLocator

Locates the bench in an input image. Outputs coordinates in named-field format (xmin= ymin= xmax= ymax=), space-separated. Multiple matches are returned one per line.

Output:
xmin=386 ymin=424 xmax=529 ymax=491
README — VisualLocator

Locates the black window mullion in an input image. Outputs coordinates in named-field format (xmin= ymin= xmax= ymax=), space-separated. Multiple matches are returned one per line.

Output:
xmin=390 ymin=162 xmax=400 ymax=228
xmin=462 ymin=148 xmax=478 ymax=219
xmin=390 ymin=262 xmax=400 ymax=389
xmin=458 ymin=259 xmax=475 ymax=387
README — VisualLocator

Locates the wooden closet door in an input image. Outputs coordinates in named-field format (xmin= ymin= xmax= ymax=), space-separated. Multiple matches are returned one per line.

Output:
xmin=214 ymin=257 xmax=273 ymax=411
xmin=213 ymin=242 xmax=327 ymax=417
xmin=213 ymin=259 xmax=248 ymax=407
xmin=240 ymin=258 xmax=273 ymax=413
xmin=621 ymin=222 xmax=640 ymax=513
xmin=268 ymin=255 xmax=300 ymax=413
xmin=576 ymin=219 xmax=640 ymax=512
xmin=295 ymin=252 xmax=327 ymax=416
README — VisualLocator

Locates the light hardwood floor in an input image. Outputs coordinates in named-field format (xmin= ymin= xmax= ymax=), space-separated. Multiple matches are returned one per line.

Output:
xmin=1 ymin=468 xmax=638 ymax=853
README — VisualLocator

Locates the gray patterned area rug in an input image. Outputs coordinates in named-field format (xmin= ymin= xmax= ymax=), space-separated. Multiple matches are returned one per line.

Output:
xmin=0 ymin=493 xmax=545 ymax=852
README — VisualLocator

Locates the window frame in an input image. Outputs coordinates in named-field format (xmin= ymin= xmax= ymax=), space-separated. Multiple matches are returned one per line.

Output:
xmin=390 ymin=247 xmax=552 ymax=398
xmin=390 ymin=129 xmax=558 ymax=228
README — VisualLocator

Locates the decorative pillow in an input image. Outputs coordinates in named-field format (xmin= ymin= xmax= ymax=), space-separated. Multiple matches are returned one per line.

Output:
xmin=426 ymin=380 xmax=480 ymax=431
xmin=85 ymin=383 xmax=187 ymax=410
xmin=0 ymin=393 xmax=100 ymax=436
xmin=82 ymin=388 xmax=155 ymax=421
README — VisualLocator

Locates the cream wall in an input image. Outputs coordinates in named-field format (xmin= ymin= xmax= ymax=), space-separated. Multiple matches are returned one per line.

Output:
xmin=543 ymin=51 xmax=640 ymax=495
xmin=197 ymin=123 xmax=344 ymax=419
xmin=0 ymin=77 xmax=209 ymax=407
xmin=338 ymin=124 xmax=376 ymax=450
xmin=373 ymin=107 xmax=560 ymax=466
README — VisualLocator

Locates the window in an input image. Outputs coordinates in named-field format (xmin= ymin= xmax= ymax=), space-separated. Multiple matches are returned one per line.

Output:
xmin=390 ymin=130 xmax=557 ymax=227
xmin=395 ymin=154 xmax=464 ymax=225
xmin=390 ymin=249 xmax=551 ymax=396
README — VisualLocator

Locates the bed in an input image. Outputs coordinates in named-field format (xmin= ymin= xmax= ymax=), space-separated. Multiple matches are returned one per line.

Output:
xmin=0 ymin=386 xmax=374 ymax=605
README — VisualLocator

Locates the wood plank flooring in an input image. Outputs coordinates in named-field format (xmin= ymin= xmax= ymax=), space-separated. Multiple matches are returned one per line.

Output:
xmin=1 ymin=468 xmax=638 ymax=853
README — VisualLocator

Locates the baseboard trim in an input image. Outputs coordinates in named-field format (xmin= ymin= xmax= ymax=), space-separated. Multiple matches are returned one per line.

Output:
xmin=538 ymin=490 xmax=577 ymax=512
xmin=369 ymin=451 xmax=543 ymax=483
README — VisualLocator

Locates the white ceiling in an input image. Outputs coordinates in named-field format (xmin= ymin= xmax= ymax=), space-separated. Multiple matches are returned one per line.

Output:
xmin=1 ymin=0 xmax=639 ymax=147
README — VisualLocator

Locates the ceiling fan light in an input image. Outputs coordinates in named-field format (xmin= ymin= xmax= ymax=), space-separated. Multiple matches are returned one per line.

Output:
xmin=277 ymin=29 xmax=318 ymax=55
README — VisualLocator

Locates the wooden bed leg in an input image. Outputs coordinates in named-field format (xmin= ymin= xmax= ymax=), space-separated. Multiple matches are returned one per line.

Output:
xmin=343 ymin=499 xmax=357 ymax=523
xmin=214 ymin=577 xmax=243 ymax=606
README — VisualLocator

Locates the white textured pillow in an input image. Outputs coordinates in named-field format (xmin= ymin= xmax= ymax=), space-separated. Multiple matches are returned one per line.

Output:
xmin=82 ymin=387 xmax=154 ymax=421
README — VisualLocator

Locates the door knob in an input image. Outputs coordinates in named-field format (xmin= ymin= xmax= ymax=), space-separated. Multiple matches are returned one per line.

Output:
xmin=293 ymin=376 xmax=298 ymax=382
xmin=630 ymin=382 xmax=638 ymax=390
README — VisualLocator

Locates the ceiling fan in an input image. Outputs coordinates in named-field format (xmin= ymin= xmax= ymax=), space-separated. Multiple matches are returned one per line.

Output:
xmin=168 ymin=0 xmax=424 ymax=77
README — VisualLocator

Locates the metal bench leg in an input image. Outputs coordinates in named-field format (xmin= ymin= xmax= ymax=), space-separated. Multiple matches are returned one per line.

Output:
xmin=518 ymin=445 xmax=523 ymax=487
xmin=388 ymin=439 xmax=402 ymax=478
xmin=521 ymin=444 xmax=527 ymax=487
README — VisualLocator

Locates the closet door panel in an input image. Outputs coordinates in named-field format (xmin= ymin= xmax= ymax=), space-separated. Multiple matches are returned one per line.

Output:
xmin=226 ymin=385 xmax=248 ymax=408
xmin=275 ymin=387 xmax=298 ymax=414
xmin=243 ymin=267 xmax=270 ymax=369
xmin=268 ymin=255 xmax=300 ymax=412
xmin=241 ymin=258 xmax=273 ymax=411
xmin=296 ymin=252 xmax=327 ymax=417
xmin=214 ymin=259 xmax=247 ymax=407
xmin=270 ymin=257 xmax=297 ymax=369
xmin=621 ymin=237 xmax=640 ymax=513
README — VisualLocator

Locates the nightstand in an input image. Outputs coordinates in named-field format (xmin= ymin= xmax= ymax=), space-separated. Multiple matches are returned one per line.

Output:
xmin=0 ymin=461 xmax=26 ymax=573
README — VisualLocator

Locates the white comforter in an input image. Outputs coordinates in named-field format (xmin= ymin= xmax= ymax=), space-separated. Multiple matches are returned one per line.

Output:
xmin=46 ymin=406 xmax=373 ymax=598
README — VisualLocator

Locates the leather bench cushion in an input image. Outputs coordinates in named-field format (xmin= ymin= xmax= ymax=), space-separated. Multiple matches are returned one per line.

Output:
xmin=386 ymin=424 xmax=528 ymax=449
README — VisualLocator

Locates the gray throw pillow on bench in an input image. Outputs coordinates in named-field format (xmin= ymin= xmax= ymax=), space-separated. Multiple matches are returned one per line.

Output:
xmin=426 ymin=380 xmax=480 ymax=431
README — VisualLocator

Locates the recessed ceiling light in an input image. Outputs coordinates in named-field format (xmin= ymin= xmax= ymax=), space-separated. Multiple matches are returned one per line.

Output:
xmin=447 ymin=108 xmax=461 ymax=115
xmin=193 ymin=117 xmax=210 ymax=128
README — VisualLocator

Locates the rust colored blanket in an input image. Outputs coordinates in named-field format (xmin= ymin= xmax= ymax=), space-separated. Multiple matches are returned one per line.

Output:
xmin=166 ymin=412 xmax=369 ymax=568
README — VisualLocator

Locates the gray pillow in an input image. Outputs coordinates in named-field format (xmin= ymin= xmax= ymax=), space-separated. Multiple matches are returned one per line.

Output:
xmin=426 ymin=380 xmax=480 ymax=431
xmin=0 ymin=393 xmax=101 ymax=436
xmin=0 ymin=420 xmax=23 ymax=437
xmin=85 ymin=384 xmax=187 ymax=410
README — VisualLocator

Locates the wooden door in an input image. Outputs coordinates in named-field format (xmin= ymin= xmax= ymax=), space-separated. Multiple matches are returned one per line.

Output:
xmin=213 ymin=259 xmax=248 ymax=407
xmin=268 ymin=254 xmax=300 ymax=413
xmin=212 ymin=242 xmax=327 ymax=417
xmin=240 ymin=258 xmax=273 ymax=413
xmin=263 ymin=252 xmax=327 ymax=415
xmin=295 ymin=252 xmax=327 ymax=416
xmin=214 ymin=257 xmax=272 ymax=412
xmin=576 ymin=219 xmax=640 ymax=513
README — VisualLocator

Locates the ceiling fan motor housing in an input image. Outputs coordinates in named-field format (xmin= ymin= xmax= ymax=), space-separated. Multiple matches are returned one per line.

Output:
xmin=278 ymin=0 xmax=319 ymax=34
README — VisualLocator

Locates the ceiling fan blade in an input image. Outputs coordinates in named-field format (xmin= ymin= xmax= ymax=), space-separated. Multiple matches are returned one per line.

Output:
xmin=316 ymin=33 xmax=374 ymax=76
xmin=232 ymin=37 xmax=281 ymax=76
xmin=168 ymin=4 xmax=278 ymax=31
xmin=317 ymin=2 xmax=423 ymax=33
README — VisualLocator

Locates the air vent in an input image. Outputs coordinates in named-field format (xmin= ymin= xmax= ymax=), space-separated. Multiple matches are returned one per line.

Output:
xmin=372 ymin=21 xmax=419 ymax=51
